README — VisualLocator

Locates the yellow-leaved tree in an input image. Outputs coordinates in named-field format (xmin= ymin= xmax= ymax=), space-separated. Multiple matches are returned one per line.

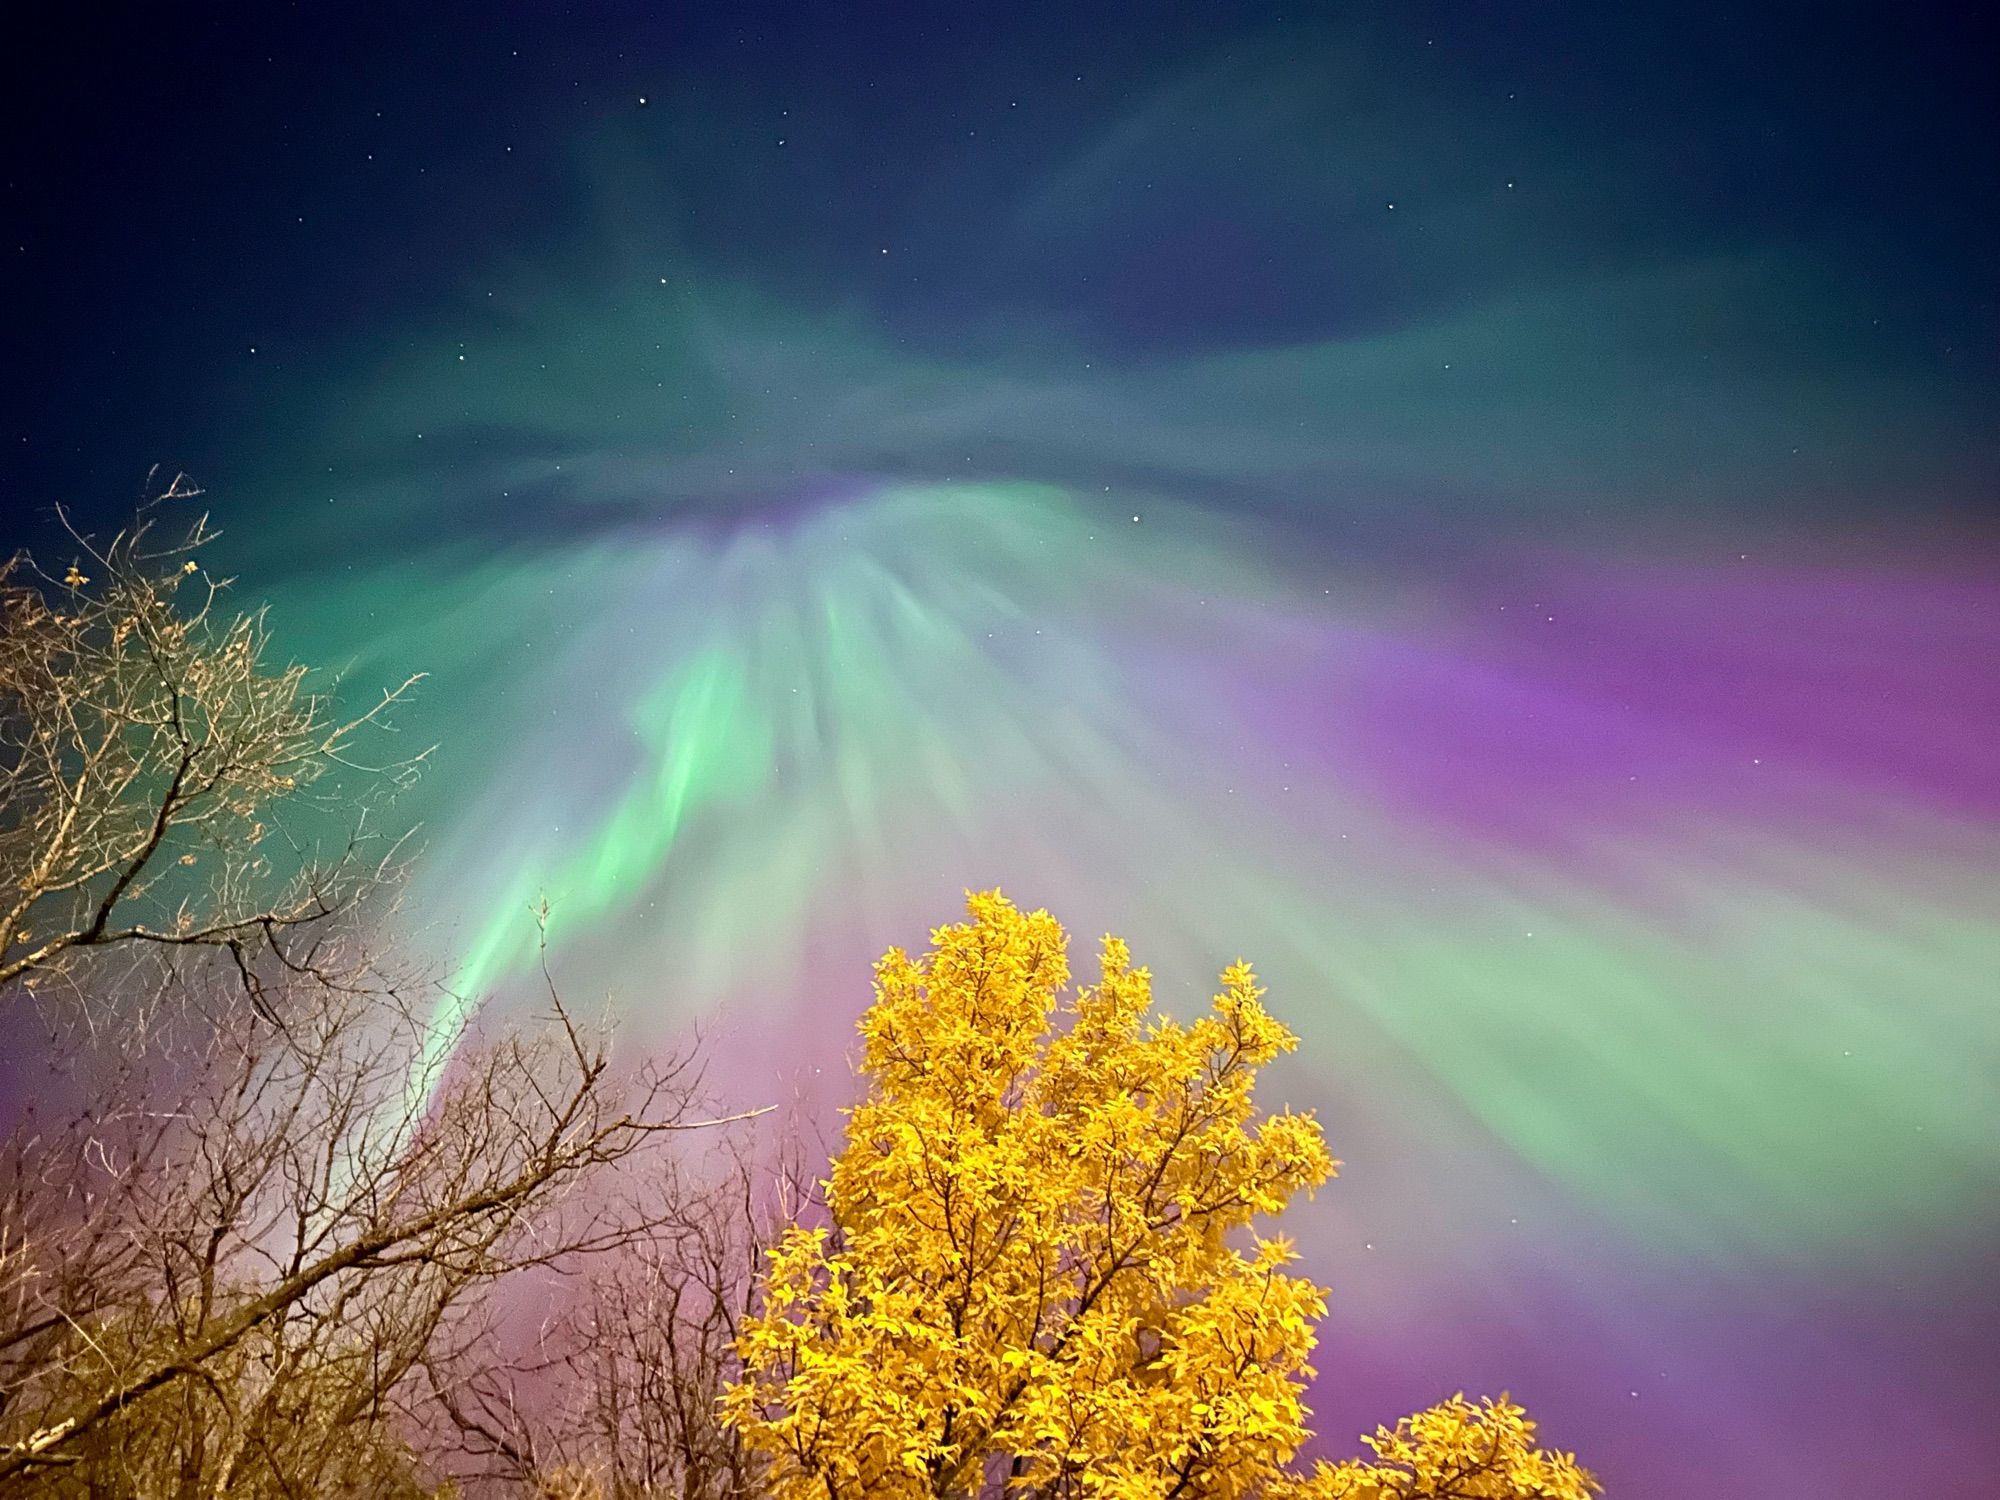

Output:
xmin=1307 ymin=1394 xmax=1599 ymax=1499
xmin=723 ymin=891 xmax=1597 ymax=1500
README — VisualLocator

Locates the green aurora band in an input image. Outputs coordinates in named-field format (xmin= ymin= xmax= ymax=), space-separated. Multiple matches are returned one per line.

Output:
xmin=203 ymin=63 xmax=1998 ymax=1498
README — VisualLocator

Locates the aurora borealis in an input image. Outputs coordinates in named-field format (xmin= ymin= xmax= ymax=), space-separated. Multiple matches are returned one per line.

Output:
xmin=5 ymin=5 xmax=1997 ymax=1496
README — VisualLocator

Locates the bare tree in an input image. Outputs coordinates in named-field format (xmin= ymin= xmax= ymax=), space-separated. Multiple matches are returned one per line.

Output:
xmin=0 ymin=476 xmax=422 ymax=1004
xmin=0 ymin=926 xmax=764 ymax=1496
xmin=425 ymin=1130 xmax=821 ymax=1500
xmin=0 ymin=489 xmax=772 ymax=1496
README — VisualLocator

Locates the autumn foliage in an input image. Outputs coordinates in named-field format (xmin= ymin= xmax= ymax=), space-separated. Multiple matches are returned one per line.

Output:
xmin=723 ymin=892 xmax=1597 ymax=1500
xmin=1308 ymin=1395 xmax=1599 ymax=1499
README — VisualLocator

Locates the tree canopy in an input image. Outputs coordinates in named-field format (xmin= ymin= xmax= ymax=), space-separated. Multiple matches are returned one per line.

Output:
xmin=724 ymin=891 xmax=1596 ymax=1500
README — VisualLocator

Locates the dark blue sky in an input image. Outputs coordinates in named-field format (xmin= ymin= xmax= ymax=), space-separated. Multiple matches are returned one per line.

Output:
xmin=4 ymin=1 xmax=1995 ymax=534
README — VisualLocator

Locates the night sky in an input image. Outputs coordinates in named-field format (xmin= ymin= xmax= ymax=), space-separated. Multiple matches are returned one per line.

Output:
xmin=4 ymin=5 xmax=1998 ymax=1497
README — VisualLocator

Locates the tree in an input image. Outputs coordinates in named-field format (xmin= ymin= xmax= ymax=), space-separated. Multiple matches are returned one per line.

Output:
xmin=0 ymin=935 xmax=751 ymax=1495
xmin=722 ymin=890 xmax=1330 ymax=1499
xmin=723 ymin=891 xmax=1597 ymax=1500
xmin=429 ymin=1136 xmax=815 ymax=1500
xmin=0 ymin=479 xmax=422 ymax=1003
xmin=0 ymin=495 xmax=762 ymax=1495
xmin=1299 ymin=1395 xmax=1596 ymax=1500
